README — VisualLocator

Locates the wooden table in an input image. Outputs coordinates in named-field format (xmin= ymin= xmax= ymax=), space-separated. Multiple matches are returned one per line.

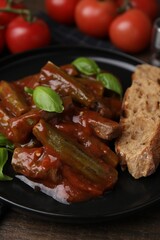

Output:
xmin=1 ymin=1 xmax=160 ymax=240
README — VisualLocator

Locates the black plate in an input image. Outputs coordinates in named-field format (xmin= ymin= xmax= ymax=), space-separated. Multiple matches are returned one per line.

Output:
xmin=0 ymin=45 xmax=159 ymax=223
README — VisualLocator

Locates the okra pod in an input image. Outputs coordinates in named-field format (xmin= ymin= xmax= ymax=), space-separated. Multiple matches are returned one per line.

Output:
xmin=9 ymin=109 xmax=55 ymax=143
xmin=0 ymin=81 xmax=29 ymax=116
xmin=15 ymin=73 xmax=40 ymax=89
xmin=60 ymin=64 xmax=79 ymax=77
xmin=56 ymin=122 xmax=119 ymax=167
xmin=76 ymin=110 xmax=122 ymax=140
xmin=74 ymin=77 xmax=104 ymax=98
xmin=12 ymin=146 xmax=60 ymax=183
xmin=0 ymin=104 xmax=10 ymax=130
xmin=33 ymin=119 xmax=118 ymax=185
xmin=39 ymin=61 xmax=95 ymax=107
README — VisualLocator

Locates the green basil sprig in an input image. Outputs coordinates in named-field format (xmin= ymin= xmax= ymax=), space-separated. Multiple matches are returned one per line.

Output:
xmin=72 ymin=57 xmax=123 ymax=96
xmin=0 ymin=133 xmax=14 ymax=181
xmin=0 ymin=133 xmax=14 ymax=149
xmin=96 ymin=73 xmax=123 ymax=97
xmin=72 ymin=57 xmax=100 ymax=76
xmin=25 ymin=86 xmax=64 ymax=113
xmin=0 ymin=148 xmax=12 ymax=181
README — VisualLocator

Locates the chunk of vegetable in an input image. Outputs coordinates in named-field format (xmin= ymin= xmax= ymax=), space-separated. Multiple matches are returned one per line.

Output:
xmin=33 ymin=119 xmax=118 ymax=187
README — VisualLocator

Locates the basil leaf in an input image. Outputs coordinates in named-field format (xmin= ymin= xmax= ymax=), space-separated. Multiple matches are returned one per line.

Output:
xmin=33 ymin=86 xmax=64 ymax=113
xmin=0 ymin=133 xmax=14 ymax=149
xmin=0 ymin=148 xmax=12 ymax=181
xmin=97 ymin=73 xmax=123 ymax=97
xmin=72 ymin=57 xmax=100 ymax=76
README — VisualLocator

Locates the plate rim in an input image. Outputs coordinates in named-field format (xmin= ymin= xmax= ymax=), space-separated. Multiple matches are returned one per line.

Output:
xmin=0 ymin=44 xmax=145 ymax=67
xmin=0 ymin=45 xmax=157 ymax=223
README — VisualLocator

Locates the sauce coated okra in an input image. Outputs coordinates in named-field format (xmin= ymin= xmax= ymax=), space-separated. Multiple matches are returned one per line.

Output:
xmin=0 ymin=59 xmax=122 ymax=203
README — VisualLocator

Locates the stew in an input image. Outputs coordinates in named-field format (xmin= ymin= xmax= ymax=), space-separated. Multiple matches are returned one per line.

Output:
xmin=0 ymin=58 xmax=122 ymax=204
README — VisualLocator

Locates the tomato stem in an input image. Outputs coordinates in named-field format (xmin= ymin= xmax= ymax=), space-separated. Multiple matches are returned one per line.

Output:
xmin=117 ymin=0 xmax=132 ymax=13
xmin=0 ymin=7 xmax=33 ymax=22
xmin=6 ymin=0 xmax=13 ymax=7
xmin=6 ymin=0 xmax=23 ymax=6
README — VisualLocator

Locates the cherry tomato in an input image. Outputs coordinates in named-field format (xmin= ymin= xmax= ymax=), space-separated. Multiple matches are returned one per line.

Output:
xmin=116 ymin=0 xmax=159 ymax=21
xmin=45 ymin=0 xmax=80 ymax=25
xmin=109 ymin=9 xmax=152 ymax=53
xmin=5 ymin=16 xmax=51 ymax=54
xmin=131 ymin=0 xmax=159 ymax=21
xmin=75 ymin=0 xmax=117 ymax=38
xmin=0 ymin=0 xmax=26 ymax=26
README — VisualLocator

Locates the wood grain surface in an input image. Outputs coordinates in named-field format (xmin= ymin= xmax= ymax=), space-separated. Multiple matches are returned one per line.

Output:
xmin=1 ymin=202 xmax=160 ymax=240
xmin=0 ymin=1 xmax=160 ymax=240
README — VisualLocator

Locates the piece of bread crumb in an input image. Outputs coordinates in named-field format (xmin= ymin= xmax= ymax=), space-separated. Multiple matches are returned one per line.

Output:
xmin=115 ymin=64 xmax=160 ymax=179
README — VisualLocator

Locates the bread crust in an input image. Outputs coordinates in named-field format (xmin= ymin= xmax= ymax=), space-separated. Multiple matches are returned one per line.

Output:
xmin=115 ymin=64 xmax=160 ymax=179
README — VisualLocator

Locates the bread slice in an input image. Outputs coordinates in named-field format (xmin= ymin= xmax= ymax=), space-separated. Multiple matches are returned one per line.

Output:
xmin=115 ymin=64 xmax=160 ymax=179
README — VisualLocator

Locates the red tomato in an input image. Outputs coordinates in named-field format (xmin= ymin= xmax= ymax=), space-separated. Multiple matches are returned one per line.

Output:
xmin=5 ymin=16 xmax=51 ymax=54
xmin=75 ymin=0 xmax=117 ymax=38
xmin=131 ymin=0 xmax=159 ymax=21
xmin=0 ymin=0 xmax=26 ymax=26
xmin=109 ymin=9 xmax=152 ymax=53
xmin=45 ymin=0 xmax=80 ymax=25
xmin=115 ymin=0 xmax=159 ymax=21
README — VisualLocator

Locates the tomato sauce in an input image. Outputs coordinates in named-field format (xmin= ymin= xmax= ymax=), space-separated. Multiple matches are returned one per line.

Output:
xmin=0 ymin=61 xmax=122 ymax=204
